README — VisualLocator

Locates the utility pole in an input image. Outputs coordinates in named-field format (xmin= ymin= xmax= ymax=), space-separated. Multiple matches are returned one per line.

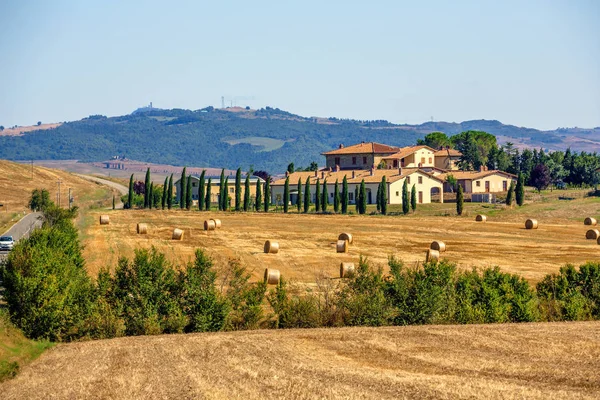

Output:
xmin=57 ymin=179 xmax=62 ymax=207
xmin=68 ymin=188 xmax=72 ymax=208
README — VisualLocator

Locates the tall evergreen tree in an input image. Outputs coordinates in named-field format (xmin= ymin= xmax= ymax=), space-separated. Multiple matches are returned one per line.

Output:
xmin=263 ymin=179 xmax=270 ymax=212
xmin=162 ymin=176 xmax=168 ymax=210
xmin=167 ymin=174 xmax=173 ymax=209
xmin=205 ymin=179 xmax=212 ymax=210
xmin=255 ymin=179 xmax=262 ymax=212
xmin=321 ymin=178 xmax=328 ymax=212
xmin=218 ymin=169 xmax=225 ymax=211
xmin=283 ymin=176 xmax=290 ymax=213
xmin=180 ymin=167 xmax=187 ymax=209
xmin=144 ymin=167 xmax=151 ymax=208
xmin=380 ymin=176 xmax=387 ymax=215
xmin=223 ymin=176 xmax=229 ymax=211
xmin=359 ymin=179 xmax=367 ymax=214
xmin=198 ymin=170 xmax=206 ymax=211
xmin=333 ymin=179 xmax=340 ymax=213
xmin=516 ymin=172 xmax=525 ymax=206
xmin=149 ymin=182 xmax=154 ymax=209
xmin=186 ymin=175 xmax=193 ymax=210
xmin=297 ymin=178 xmax=302 ymax=213
xmin=341 ymin=176 xmax=348 ymax=214
xmin=243 ymin=175 xmax=250 ymax=211
xmin=506 ymin=180 xmax=515 ymax=206
xmin=127 ymin=174 xmax=134 ymax=209
xmin=402 ymin=179 xmax=409 ymax=215
xmin=112 ymin=195 xmax=115 ymax=210
xmin=457 ymin=184 xmax=464 ymax=215
xmin=411 ymin=184 xmax=417 ymax=212
xmin=303 ymin=177 xmax=310 ymax=213
xmin=376 ymin=182 xmax=382 ymax=212
xmin=315 ymin=178 xmax=321 ymax=212
xmin=355 ymin=187 xmax=360 ymax=213
xmin=235 ymin=168 xmax=242 ymax=211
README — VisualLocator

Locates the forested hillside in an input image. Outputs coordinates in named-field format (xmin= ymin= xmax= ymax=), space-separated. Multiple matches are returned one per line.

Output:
xmin=1 ymin=106 xmax=598 ymax=172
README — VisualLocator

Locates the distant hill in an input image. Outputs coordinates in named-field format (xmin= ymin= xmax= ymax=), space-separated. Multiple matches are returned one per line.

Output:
xmin=1 ymin=106 xmax=598 ymax=173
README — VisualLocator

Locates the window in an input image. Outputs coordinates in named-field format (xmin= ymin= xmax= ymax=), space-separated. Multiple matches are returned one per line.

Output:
xmin=393 ymin=160 xmax=398 ymax=168
xmin=352 ymin=157 xmax=356 ymax=165
xmin=407 ymin=177 xmax=410 ymax=184
xmin=421 ymin=157 xmax=425 ymax=164
xmin=363 ymin=156 xmax=367 ymax=164
xmin=229 ymin=188 xmax=234 ymax=193
xmin=330 ymin=193 xmax=334 ymax=198
xmin=396 ymin=191 xmax=399 ymax=196
xmin=349 ymin=193 xmax=354 ymax=201
xmin=192 ymin=182 xmax=198 ymax=187
xmin=335 ymin=157 xmax=340 ymax=165
xmin=476 ymin=181 xmax=481 ymax=187
xmin=428 ymin=157 xmax=432 ymax=164
xmin=418 ymin=176 xmax=423 ymax=184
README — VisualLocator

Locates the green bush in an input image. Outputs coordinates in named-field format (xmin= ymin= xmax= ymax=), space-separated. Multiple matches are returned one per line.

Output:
xmin=223 ymin=259 xmax=266 ymax=330
xmin=267 ymin=278 xmax=321 ymax=329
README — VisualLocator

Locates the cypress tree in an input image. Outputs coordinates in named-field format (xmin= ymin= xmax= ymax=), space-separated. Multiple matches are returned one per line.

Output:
xmin=143 ymin=168 xmax=151 ymax=208
xmin=381 ymin=176 xmax=387 ymax=215
xmin=457 ymin=183 xmax=464 ymax=215
xmin=219 ymin=169 xmax=225 ymax=211
xmin=321 ymin=178 xmax=328 ymax=212
xmin=333 ymin=179 xmax=340 ymax=213
xmin=359 ymin=179 xmax=367 ymax=214
xmin=411 ymin=184 xmax=417 ymax=212
xmin=263 ymin=180 xmax=270 ymax=213
xmin=297 ymin=178 xmax=302 ymax=213
xmin=402 ymin=179 xmax=409 ymax=215
xmin=186 ymin=175 xmax=193 ymax=210
xmin=355 ymin=186 xmax=360 ymax=213
xmin=235 ymin=168 xmax=242 ymax=211
xmin=341 ymin=176 xmax=348 ymax=214
xmin=149 ymin=182 xmax=154 ymax=209
xmin=304 ymin=177 xmax=310 ymax=213
xmin=376 ymin=181 xmax=382 ymax=212
xmin=198 ymin=171 xmax=206 ymax=211
xmin=243 ymin=174 xmax=250 ymax=211
xmin=255 ymin=179 xmax=262 ymax=212
xmin=223 ymin=176 xmax=229 ymax=210
xmin=167 ymin=174 xmax=173 ymax=209
xmin=112 ymin=195 xmax=115 ymax=210
xmin=315 ymin=178 xmax=321 ymax=212
xmin=283 ymin=176 xmax=290 ymax=213
xmin=506 ymin=180 xmax=515 ymax=206
xmin=516 ymin=173 xmax=525 ymax=206
xmin=180 ymin=167 xmax=187 ymax=209
xmin=205 ymin=179 xmax=212 ymax=210
xmin=162 ymin=176 xmax=168 ymax=210
xmin=127 ymin=174 xmax=134 ymax=209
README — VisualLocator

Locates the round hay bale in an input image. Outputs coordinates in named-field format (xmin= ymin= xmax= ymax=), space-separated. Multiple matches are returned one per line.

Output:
xmin=586 ymin=229 xmax=600 ymax=240
xmin=525 ymin=219 xmax=538 ymax=229
xmin=430 ymin=241 xmax=446 ymax=252
xmin=426 ymin=249 xmax=440 ymax=263
xmin=211 ymin=219 xmax=222 ymax=228
xmin=99 ymin=215 xmax=110 ymax=225
xmin=584 ymin=217 xmax=597 ymax=226
xmin=597 ymin=236 xmax=600 ymax=246
xmin=172 ymin=228 xmax=184 ymax=240
xmin=340 ymin=262 xmax=355 ymax=278
xmin=264 ymin=268 xmax=280 ymax=285
xmin=336 ymin=239 xmax=349 ymax=253
xmin=338 ymin=233 xmax=353 ymax=244
xmin=136 ymin=223 xmax=148 ymax=234
xmin=475 ymin=214 xmax=487 ymax=222
xmin=204 ymin=220 xmax=216 ymax=231
xmin=264 ymin=240 xmax=279 ymax=254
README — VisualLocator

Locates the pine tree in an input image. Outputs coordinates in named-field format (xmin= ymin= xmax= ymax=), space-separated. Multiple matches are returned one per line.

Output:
xmin=162 ymin=176 xmax=168 ymax=210
xmin=304 ymin=177 xmax=310 ymax=213
xmin=402 ymin=179 xmax=409 ymax=215
xmin=205 ymin=179 xmax=212 ymax=210
xmin=235 ymin=168 xmax=242 ymax=211
xmin=297 ymin=178 xmax=302 ymax=213
xmin=223 ymin=176 xmax=229 ymax=210
xmin=198 ymin=171 xmax=206 ymax=211
xmin=167 ymin=174 xmax=173 ymax=210
xmin=144 ymin=167 xmax=151 ymax=208
xmin=255 ymin=179 xmax=262 ymax=212
xmin=127 ymin=174 xmax=134 ymax=209
xmin=380 ymin=176 xmax=387 ymax=215
xmin=341 ymin=176 xmax=348 ymax=214
xmin=516 ymin=172 xmax=525 ymax=206
xmin=283 ymin=176 xmax=290 ymax=213
xmin=180 ymin=167 xmax=187 ymax=209
xmin=411 ymin=184 xmax=417 ymax=212
xmin=243 ymin=174 xmax=250 ymax=211
xmin=457 ymin=184 xmax=464 ymax=215
xmin=186 ymin=175 xmax=193 ymax=210
xmin=315 ymin=178 xmax=321 ymax=212
xmin=359 ymin=179 xmax=367 ymax=214
xmin=321 ymin=178 xmax=328 ymax=212
xmin=219 ymin=169 xmax=225 ymax=211
xmin=506 ymin=180 xmax=515 ymax=206
xmin=263 ymin=179 xmax=270 ymax=212
xmin=149 ymin=182 xmax=154 ymax=209
xmin=333 ymin=179 xmax=340 ymax=213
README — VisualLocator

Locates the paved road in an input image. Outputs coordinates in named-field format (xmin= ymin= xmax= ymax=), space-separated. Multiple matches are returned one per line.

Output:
xmin=0 ymin=212 xmax=43 ymax=260
xmin=75 ymin=174 xmax=128 ymax=208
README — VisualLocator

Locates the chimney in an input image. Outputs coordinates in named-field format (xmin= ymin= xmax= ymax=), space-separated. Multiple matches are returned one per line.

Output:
xmin=352 ymin=171 xmax=356 ymax=179
xmin=446 ymin=145 xmax=450 ymax=150
xmin=335 ymin=164 xmax=340 ymax=172
xmin=339 ymin=144 xmax=344 ymax=149
xmin=321 ymin=171 xmax=326 ymax=179
xmin=370 ymin=166 xmax=375 ymax=176
xmin=285 ymin=171 xmax=289 ymax=177
xmin=314 ymin=170 xmax=318 ymax=177
xmin=398 ymin=167 xmax=402 ymax=176
xmin=479 ymin=165 xmax=485 ymax=172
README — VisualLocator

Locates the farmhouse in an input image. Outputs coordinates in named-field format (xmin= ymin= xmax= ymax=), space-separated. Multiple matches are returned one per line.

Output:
xmin=322 ymin=142 xmax=439 ymax=170
xmin=438 ymin=168 xmax=517 ymax=193
xmin=271 ymin=167 xmax=444 ymax=205
xmin=434 ymin=147 xmax=462 ymax=170
xmin=175 ymin=174 xmax=265 ymax=205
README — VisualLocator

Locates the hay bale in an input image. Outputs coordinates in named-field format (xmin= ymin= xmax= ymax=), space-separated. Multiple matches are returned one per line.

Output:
xmin=172 ymin=228 xmax=184 ymax=240
xmin=340 ymin=262 xmax=355 ymax=278
xmin=264 ymin=240 xmax=279 ymax=254
xmin=475 ymin=214 xmax=487 ymax=222
xmin=99 ymin=215 xmax=110 ymax=225
xmin=204 ymin=220 xmax=216 ymax=231
xmin=426 ymin=249 xmax=440 ymax=263
xmin=264 ymin=268 xmax=280 ymax=284
xmin=136 ymin=223 xmax=148 ymax=234
xmin=211 ymin=219 xmax=222 ymax=228
xmin=430 ymin=241 xmax=446 ymax=252
xmin=336 ymin=239 xmax=349 ymax=253
xmin=338 ymin=233 xmax=353 ymax=244
xmin=597 ymin=236 xmax=600 ymax=246
xmin=584 ymin=217 xmax=597 ymax=226
xmin=586 ymin=229 xmax=600 ymax=240
xmin=525 ymin=219 xmax=538 ymax=229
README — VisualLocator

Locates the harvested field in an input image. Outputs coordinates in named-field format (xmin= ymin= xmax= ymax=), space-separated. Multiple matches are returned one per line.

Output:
xmin=2 ymin=322 xmax=599 ymax=399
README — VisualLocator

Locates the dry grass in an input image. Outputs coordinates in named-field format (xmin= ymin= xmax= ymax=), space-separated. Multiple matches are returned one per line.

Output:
xmin=1 ymin=322 xmax=599 ymax=399
xmin=0 ymin=123 xmax=61 ymax=137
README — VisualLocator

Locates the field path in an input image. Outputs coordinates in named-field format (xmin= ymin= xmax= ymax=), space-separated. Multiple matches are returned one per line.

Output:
xmin=75 ymin=174 xmax=128 ymax=208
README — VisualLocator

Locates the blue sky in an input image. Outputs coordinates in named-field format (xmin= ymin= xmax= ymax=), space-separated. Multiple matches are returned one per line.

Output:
xmin=0 ymin=0 xmax=598 ymax=130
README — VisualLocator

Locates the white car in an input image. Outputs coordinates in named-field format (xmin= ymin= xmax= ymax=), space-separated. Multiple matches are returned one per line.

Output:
xmin=0 ymin=236 xmax=14 ymax=251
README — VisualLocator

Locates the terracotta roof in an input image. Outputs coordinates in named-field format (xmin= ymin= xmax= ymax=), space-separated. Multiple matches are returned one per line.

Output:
xmin=438 ymin=170 xmax=517 ymax=181
xmin=382 ymin=145 xmax=436 ymax=160
xmin=273 ymin=168 xmax=444 ymax=185
xmin=434 ymin=148 xmax=462 ymax=157
xmin=322 ymin=142 xmax=400 ymax=155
